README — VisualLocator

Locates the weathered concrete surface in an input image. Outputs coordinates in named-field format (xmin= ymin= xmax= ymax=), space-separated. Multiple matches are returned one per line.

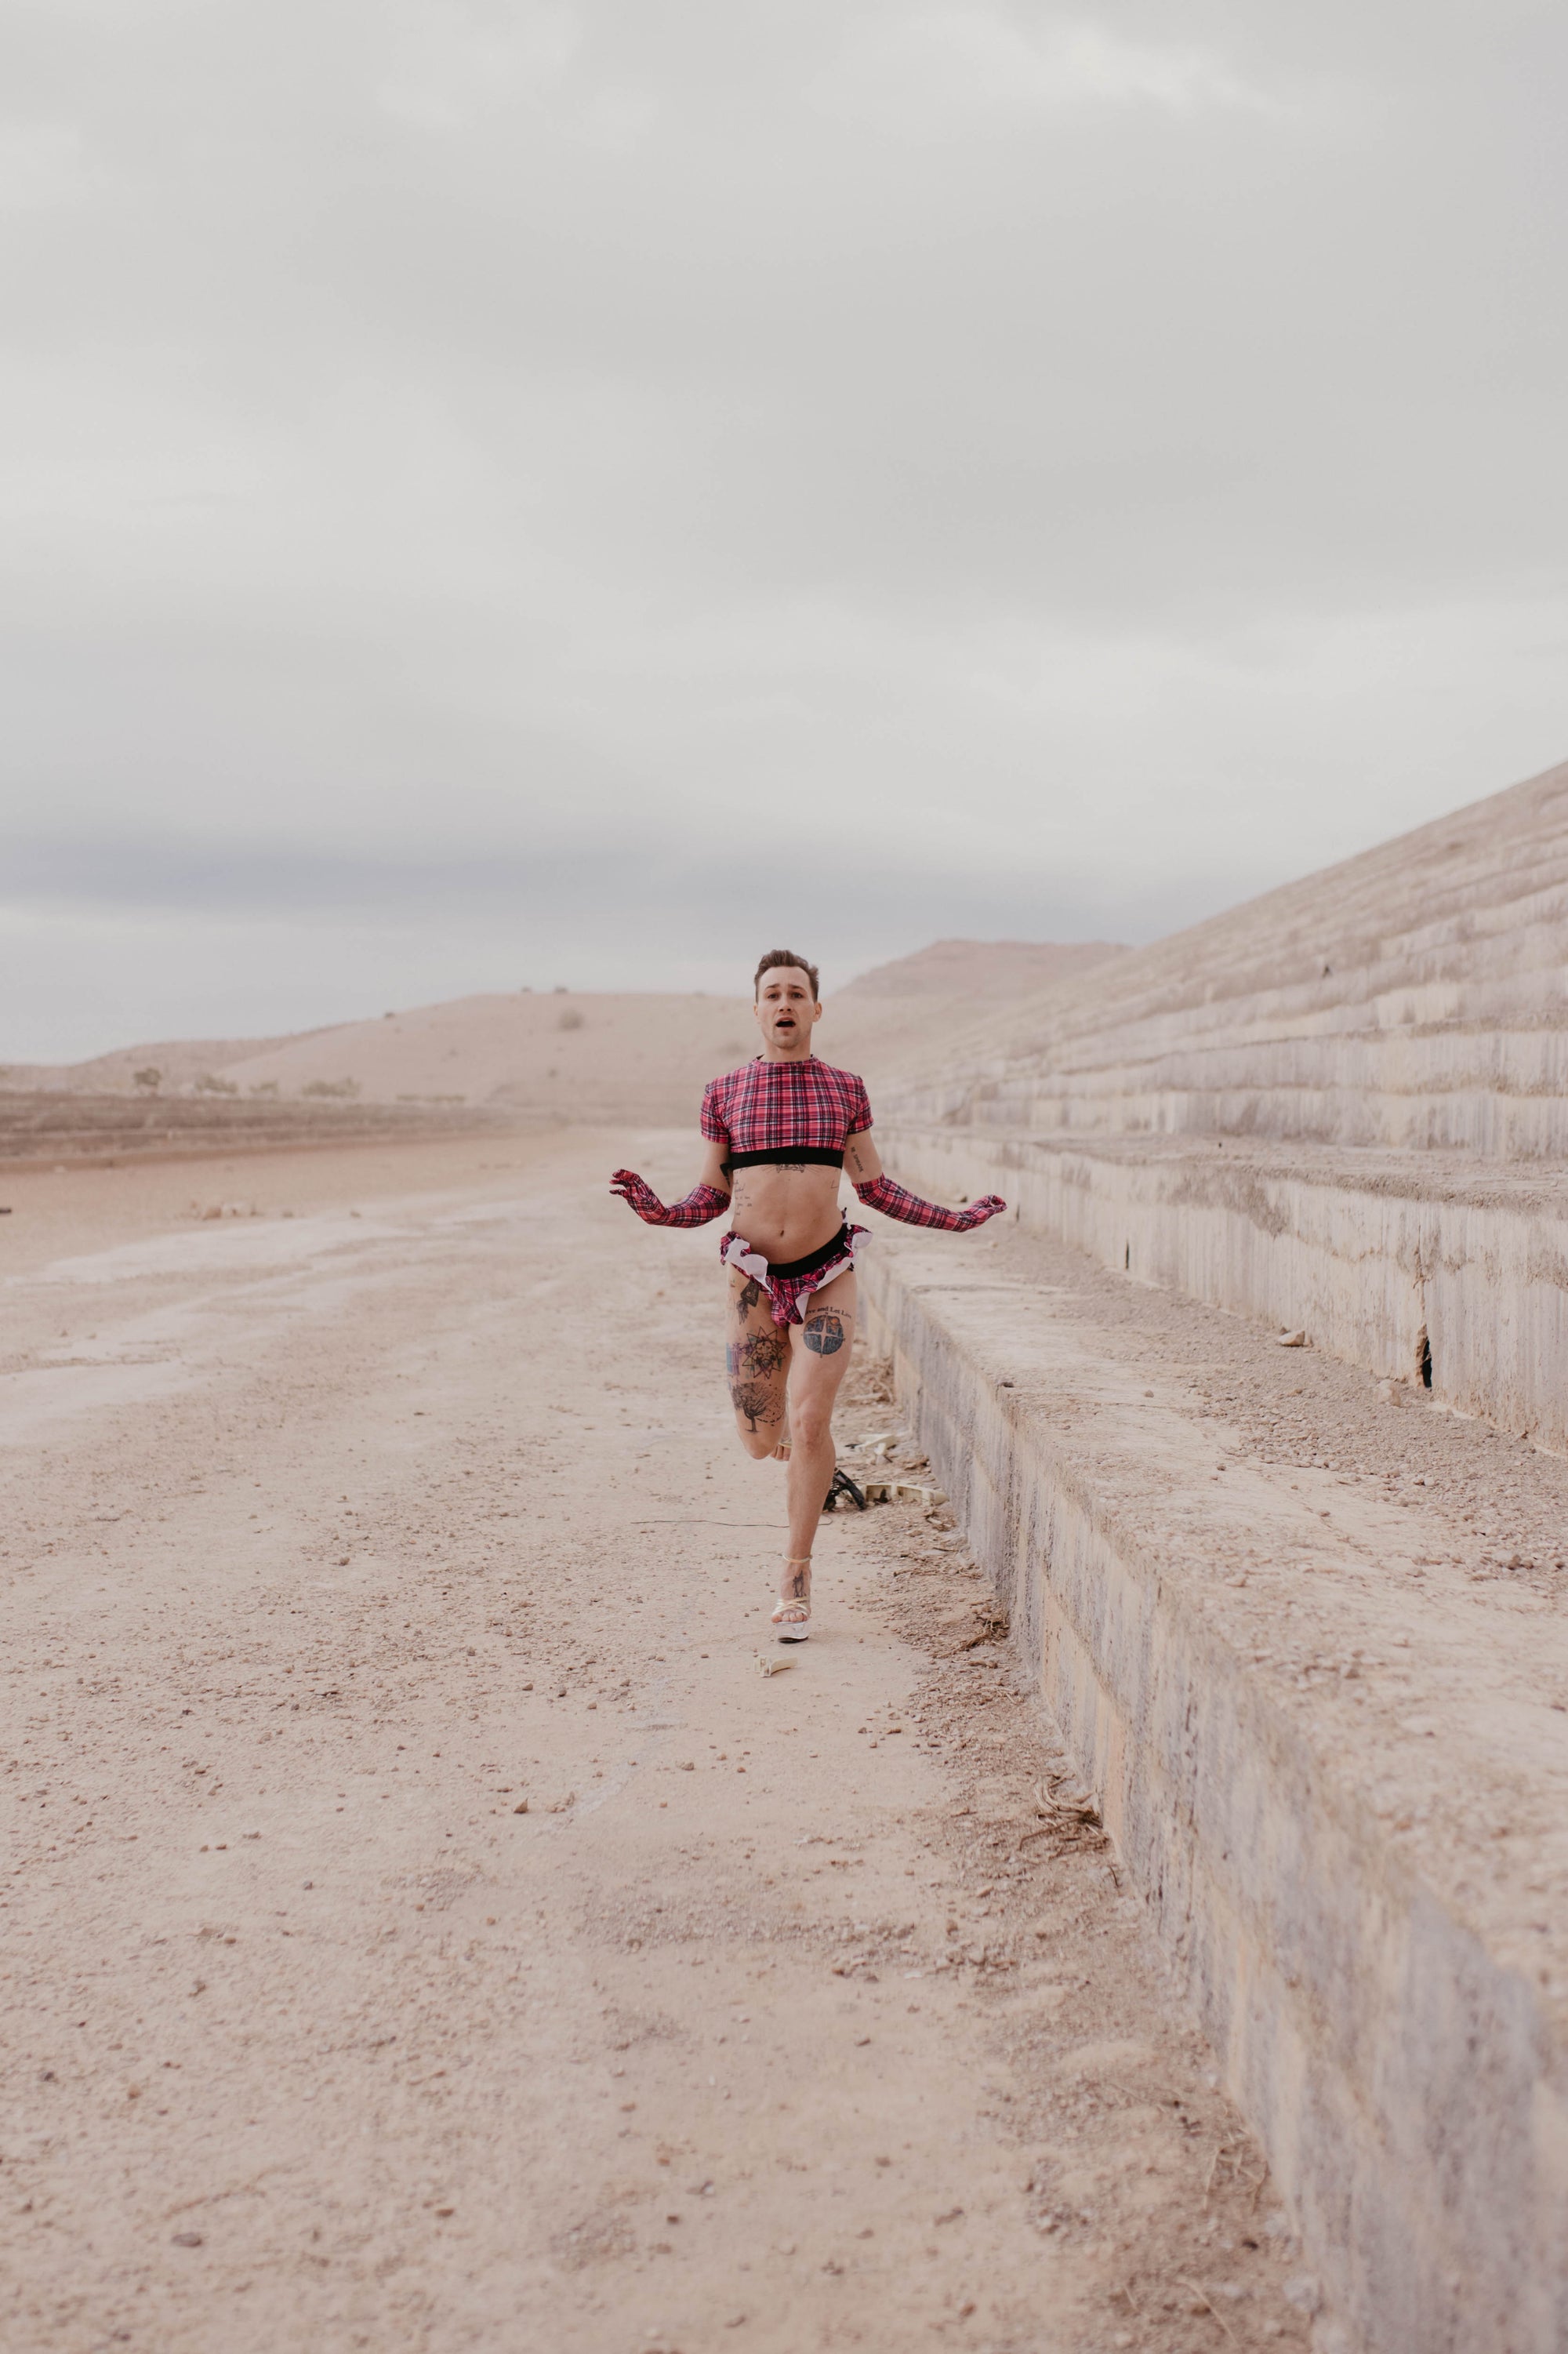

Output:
xmin=862 ymin=1222 xmax=1568 ymax=2354
xmin=874 ymin=757 xmax=1568 ymax=1454
xmin=873 ymin=1128 xmax=1568 ymax=1454
xmin=889 ymin=757 xmax=1568 ymax=1160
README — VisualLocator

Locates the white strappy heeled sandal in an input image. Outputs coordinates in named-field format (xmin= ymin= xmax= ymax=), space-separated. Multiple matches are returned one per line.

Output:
xmin=771 ymin=1557 xmax=812 ymax=1641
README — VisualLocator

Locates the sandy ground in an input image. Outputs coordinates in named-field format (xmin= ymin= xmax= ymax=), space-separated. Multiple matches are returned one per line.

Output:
xmin=3 ymin=1134 xmax=1312 ymax=2354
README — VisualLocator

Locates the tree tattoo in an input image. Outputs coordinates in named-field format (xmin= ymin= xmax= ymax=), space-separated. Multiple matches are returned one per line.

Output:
xmin=730 ymin=1379 xmax=784 ymax=1432
xmin=803 ymin=1310 xmax=846 ymax=1356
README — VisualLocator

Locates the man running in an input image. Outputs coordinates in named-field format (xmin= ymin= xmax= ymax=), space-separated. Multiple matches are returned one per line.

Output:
xmin=610 ymin=950 xmax=1005 ymax=1640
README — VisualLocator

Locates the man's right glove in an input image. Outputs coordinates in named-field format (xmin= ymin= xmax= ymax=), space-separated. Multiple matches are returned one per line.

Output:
xmin=610 ymin=1171 xmax=730 ymax=1228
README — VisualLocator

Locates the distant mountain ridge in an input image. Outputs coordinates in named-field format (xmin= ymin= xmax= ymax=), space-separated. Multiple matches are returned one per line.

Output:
xmin=3 ymin=939 xmax=1127 ymax=1128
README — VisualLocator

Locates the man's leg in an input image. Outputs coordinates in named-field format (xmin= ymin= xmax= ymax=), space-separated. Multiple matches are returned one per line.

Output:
xmin=779 ymin=1268 xmax=856 ymax=1615
xmin=726 ymin=1270 xmax=790 ymax=1459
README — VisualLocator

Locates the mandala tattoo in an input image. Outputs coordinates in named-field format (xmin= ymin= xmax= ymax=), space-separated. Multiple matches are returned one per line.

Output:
xmin=727 ymin=1331 xmax=787 ymax=1380
xmin=803 ymin=1310 xmax=846 ymax=1356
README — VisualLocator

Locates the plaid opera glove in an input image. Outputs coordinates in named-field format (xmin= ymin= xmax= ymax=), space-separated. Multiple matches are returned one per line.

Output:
xmin=853 ymin=1175 xmax=1007 ymax=1231
xmin=610 ymin=1170 xmax=730 ymax=1228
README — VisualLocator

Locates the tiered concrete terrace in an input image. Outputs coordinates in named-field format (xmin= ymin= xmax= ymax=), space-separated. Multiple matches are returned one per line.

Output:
xmin=865 ymin=757 xmax=1568 ymax=2354
xmin=884 ymin=757 xmax=1568 ymax=1453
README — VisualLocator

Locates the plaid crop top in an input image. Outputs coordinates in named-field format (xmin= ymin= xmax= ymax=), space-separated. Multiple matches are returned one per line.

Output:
xmin=699 ymin=1056 xmax=873 ymax=1171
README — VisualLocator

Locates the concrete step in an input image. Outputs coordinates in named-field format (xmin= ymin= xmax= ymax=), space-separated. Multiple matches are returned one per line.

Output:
xmin=886 ymin=757 xmax=1568 ymax=1157
xmin=877 ymin=1124 xmax=1568 ymax=1456
xmin=860 ymin=1219 xmax=1568 ymax=2354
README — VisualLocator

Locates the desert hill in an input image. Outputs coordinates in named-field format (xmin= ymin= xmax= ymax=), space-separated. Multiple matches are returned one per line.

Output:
xmin=826 ymin=938 xmax=1126 ymax=1077
xmin=3 ymin=1030 xmax=318 ymax=1096
xmin=5 ymin=939 xmax=1128 ymax=1132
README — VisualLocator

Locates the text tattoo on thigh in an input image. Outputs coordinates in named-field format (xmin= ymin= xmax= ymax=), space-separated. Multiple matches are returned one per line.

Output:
xmin=803 ymin=1310 xmax=847 ymax=1356
xmin=727 ymin=1331 xmax=787 ymax=1380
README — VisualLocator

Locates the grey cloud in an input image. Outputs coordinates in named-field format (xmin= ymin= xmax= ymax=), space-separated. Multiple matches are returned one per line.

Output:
xmin=0 ymin=827 xmax=1198 ymax=947
xmin=2 ymin=2 xmax=1564 ymax=1057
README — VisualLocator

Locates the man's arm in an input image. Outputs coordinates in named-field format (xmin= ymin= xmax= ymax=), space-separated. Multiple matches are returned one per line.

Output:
xmin=843 ymin=1128 xmax=883 ymax=1186
xmin=610 ymin=1135 xmax=732 ymax=1227
xmin=844 ymin=1129 xmax=1005 ymax=1231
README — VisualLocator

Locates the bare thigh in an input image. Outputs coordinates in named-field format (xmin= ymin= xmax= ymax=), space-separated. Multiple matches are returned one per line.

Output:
xmin=786 ymin=1267 xmax=857 ymax=1437
xmin=725 ymin=1270 xmax=789 ymax=1445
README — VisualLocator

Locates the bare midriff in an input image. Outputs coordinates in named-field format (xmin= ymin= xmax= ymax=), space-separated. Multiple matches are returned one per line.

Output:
xmin=728 ymin=1164 xmax=845 ymax=1265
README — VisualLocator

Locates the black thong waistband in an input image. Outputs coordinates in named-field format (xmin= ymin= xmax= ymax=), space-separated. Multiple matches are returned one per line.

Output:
xmin=728 ymin=1222 xmax=853 ymax=1280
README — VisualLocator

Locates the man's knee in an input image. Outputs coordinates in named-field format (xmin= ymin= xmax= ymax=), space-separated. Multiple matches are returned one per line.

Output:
xmin=792 ymin=1400 xmax=833 ymax=1449
xmin=735 ymin=1422 xmax=777 ymax=1460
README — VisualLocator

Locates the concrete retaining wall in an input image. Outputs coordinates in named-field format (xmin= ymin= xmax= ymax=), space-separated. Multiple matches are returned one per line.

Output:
xmin=862 ymin=1247 xmax=1568 ymax=2354
xmin=877 ymin=1124 xmax=1568 ymax=1455
xmin=887 ymin=757 xmax=1568 ymax=1161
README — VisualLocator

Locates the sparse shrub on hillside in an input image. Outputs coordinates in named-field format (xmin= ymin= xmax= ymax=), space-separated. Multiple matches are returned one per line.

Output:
xmin=249 ymin=1081 xmax=279 ymax=1097
xmin=193 ymin=1073 xmax=238 ymax=1095
xmin=302 ymin=1077 xmax=361 ymax=1099
xmin=557 ymin=1008 xmax=585 ymax=1032
xmin=132 ymin=1066 xmax=162 ymax=1094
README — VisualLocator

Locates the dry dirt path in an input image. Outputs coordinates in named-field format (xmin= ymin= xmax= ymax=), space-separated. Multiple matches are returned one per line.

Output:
xmin=2 ymin=1134 xmax=1311 ymax=2354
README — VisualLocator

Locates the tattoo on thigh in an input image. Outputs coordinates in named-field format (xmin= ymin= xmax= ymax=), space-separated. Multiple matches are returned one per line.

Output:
xmin=803 ymin=1310 xmax=847 ymax=1356
xmin=730 ymin=1379 xmax=784 ymax=1432
xmin=727 ymin=1331 xmax=787 ymax=1380
xmin=734 ymin=1278 xmax=766 ymax=1317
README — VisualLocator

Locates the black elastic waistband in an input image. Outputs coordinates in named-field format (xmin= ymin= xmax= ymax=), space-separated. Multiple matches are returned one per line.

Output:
xmin=727 ymin=1145 xmax=844 ymax=1171
xmin=731 ymin=1222 xmax=852 ymax=1280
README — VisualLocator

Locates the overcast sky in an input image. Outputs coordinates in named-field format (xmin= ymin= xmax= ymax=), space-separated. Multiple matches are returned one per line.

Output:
xmin=4 ymin=1 xmax=1566 ymax=1059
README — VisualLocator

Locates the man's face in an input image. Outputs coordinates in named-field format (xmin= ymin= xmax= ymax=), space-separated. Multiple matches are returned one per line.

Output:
xmin=753 ymin=968 xmax=821 ymax=1056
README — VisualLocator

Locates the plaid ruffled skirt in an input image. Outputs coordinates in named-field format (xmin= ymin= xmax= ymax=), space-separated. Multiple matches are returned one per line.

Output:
xmin=720 ymin=1221 xmax=869 ymax=1326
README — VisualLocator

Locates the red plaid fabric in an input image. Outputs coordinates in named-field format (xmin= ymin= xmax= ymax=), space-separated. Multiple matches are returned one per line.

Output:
xmin=609 ymin=1172 xmax=728 ymax=1228
xmin=720 ymin=1223 xmax=869 ymax=1325
xmin=699 ymin=1056 xmax=872 ymax=1158
xmin=854 ymin=1175 xmax=1007 ymax=1232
